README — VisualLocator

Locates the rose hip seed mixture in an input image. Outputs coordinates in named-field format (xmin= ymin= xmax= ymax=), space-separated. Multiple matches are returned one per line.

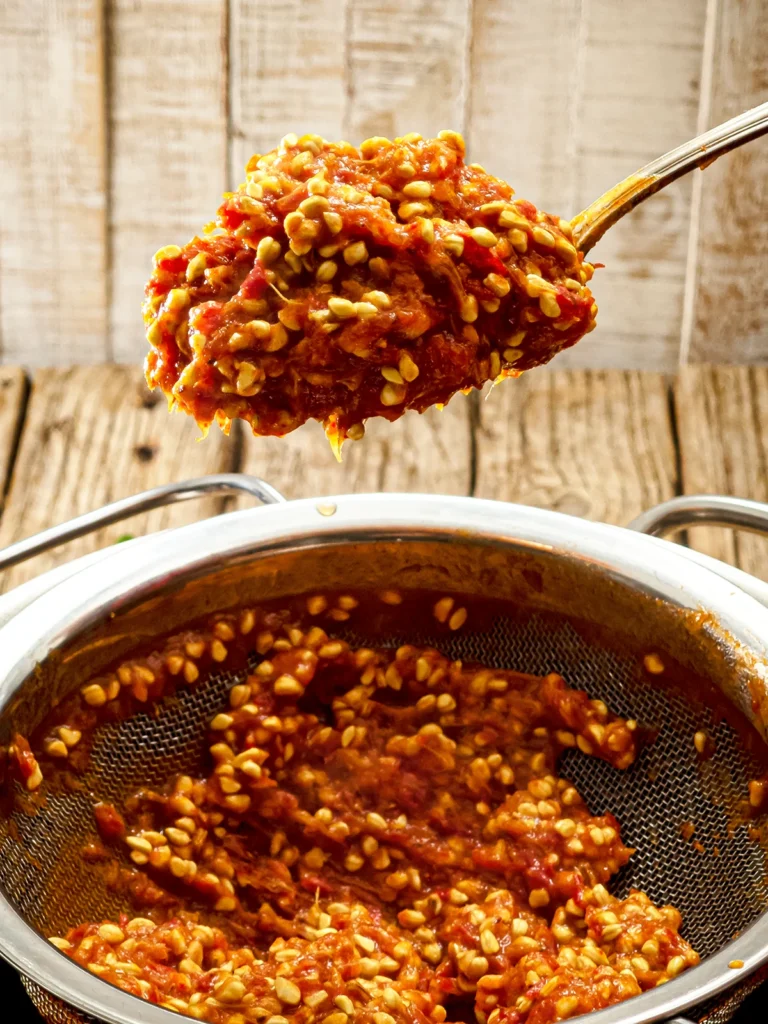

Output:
xmin=143 ymin=132 xmax=597 ymax=455
xmin=11 ymin=593 xmax=698 ymax=1024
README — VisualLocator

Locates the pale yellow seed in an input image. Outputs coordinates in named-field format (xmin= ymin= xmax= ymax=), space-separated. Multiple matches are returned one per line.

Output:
xmin=323 ymin=211 xmax=343 ymax=235
xmin=469 ymin=226 xmax=497 ymax=248
xmin=344 ymin=241 xmax=368 ymax=266
xmin=402 ymin=180 xmax=432 ymax=199
xmin=256 ymin=236 xmax=281 ymax=265
xmin=398 ymin=352 xmax=419 ymax=382
xmin=381 ymin=383 xmax=407 ymax=406
xmin=328 ymin=296 xmax=357 ymax=319
xmin=484 ymin=272 xmax=511 ymax=297
xmin=316 ymin=260 xmax=338 ymax=283
xmin=362 ymin=290 xmax=392 ymax=310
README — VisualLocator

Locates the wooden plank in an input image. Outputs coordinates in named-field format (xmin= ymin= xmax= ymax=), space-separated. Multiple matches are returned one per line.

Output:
xmin=237 ymin=399 xmax=473 ymax=500
xmin=0 ymin=1 xmax=108 ymax=364
xmin=685 ymin=0 xmax=768 ymax=363
xmin=108 ymin=0 xmax=228 ymax=362
xmin=344 ymin=0 xmax=472 ymax=143
xmin=229 ymin=0 xmax=347 ymax=181
xmin=561 ymin=0 xmax=708 ymax=371
xmin=0 ymin=367 xmax=238 ymax=592
xmin=473 ymin=370 xmax=677 ymax=526
xmin=467 ymin=0 xmax=583 ymax=213
xmin=470 ymin=0 xmax=707 ymax=372
xmin=676 ymin=365 xmax=768 ymax=581
xmin=0 ymin=369 xmax=28 ymax=513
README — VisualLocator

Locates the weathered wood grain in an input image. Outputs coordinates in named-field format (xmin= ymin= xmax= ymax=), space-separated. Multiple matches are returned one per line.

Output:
xmin=229 ymin=0 xmax=346 ymax=181
xmin=685 ymin=0 xmax=768 ymax=363
xmin=560 ymin=0 xmax=708 ymax=371
xmin=0 ymin=367 xmax=238 ymax=591
xmin=676 ymin=365 xmax=768 ymax=581
xmin=238 ymin=398 xmax=473 ymax=500
xmin=473 ymin=370 xmax=677 ymax=526
xmin=467 ymin=0 xmax=583 ymax=212
xmin=108 ymin=0 xmax=228 ymax=362
xmin=0 ymin=369 xmax=28 ymax=511
xmin=0 ymin=1 xmax=108 ymax=364
xmin=344 ymin=0 xmax=472 ymax=143
xmin=469 ymin=0 xmax=707 ymax=372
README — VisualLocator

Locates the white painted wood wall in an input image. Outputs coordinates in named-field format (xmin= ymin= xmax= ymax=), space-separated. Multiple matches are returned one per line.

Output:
xmin=0 ymin=0 xmax=766 ymax=368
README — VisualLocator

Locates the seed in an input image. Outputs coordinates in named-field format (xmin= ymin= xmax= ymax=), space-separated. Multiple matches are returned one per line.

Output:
xmin=126 ymin=835 xmax=152 ymax=854
xmin=345 ymin=851 xmax=364 ymax=871
xmin=694 ymin=730 xmax=708 ymax=753
xmin=224 ymin=794 xmax=251 ymax=812
xmin=644 ymin=653 xmax=665 ymax=674
xmin=98 ymin=923 xmax=125 ymax=944
xmin=361 ymin=290 xmax=391 ymax=310
xmin=402 ymin=180 xmax=432 ymax=199
xmin=211 ymin=713 xmax=234 ymax=731
xmin=436 ymin=693 xmax=456 ymax=712
xmin=480 ymin=930 xmax=500 ymax=955
xmin=667 ymin=955 xmax=686 ymax=977
xmin=215 ymin=978 xmax=246 ymax=1004
xmin=343 ymin=241 xmax=368 ymax=266
xmin=602 ymin=923 xmax=624 ymax=941
xmin=555 ymin=996 xmax=579 ymax=1017
xmin=448 ymin=607 xmax=467 ymax=631
xmin=58 ymin=726 xmax=82 ymax=749
xmin=529 ymin=888 xmax=550 ymax=908
xmin=484 ymin=273 xmax=511 ymax=297
xmin=335 ymin=996 xmax=354 ymax=1014
xmin=44 ymin=738 xmax=69 ymax=758
xmin=540 ymin=293 xmax=561 ymax=318
xmin=81 ymin=683 xmax=107 ymax=707
xmin=444 ymin=233 xmax=465 ymax=256
xmin=398 ymin=909 xmax=426 ymax=928
xmin=319 ymin=641 xmax=344 ymax=658
xmin=469 ymin=226 xmax=497 ymax=248
xmin=322 ymin=211 xmax=343 ymax=235
xmin=532 ymin=226 xmax=555 ymax=247
xmin=398 ymin=201 xmax=429 ymax=220
xmin=328 ymin=296 xmax=356 ymax=319
xmin=274 ymin=675 xmax=303 ymax=696
xmin=256 ymin=236 xmax=281 ymax=265
xmin=274 ymin=976 xmax=302 ymax=1005
xmin=380 ymin=383 xmax=407 ymax=406
xmin=434 ymin=597 xmax=454 ymax=623
xmin=729 ymin=959 xmax=745 ymax=969
xmin=395 ymin=352 xmax=420 ymax=382
xmin=460 ymin=295 xmax=478 ymax=323
xmin=417 ymin=218 xmax=435 ymax=244
xmin=316 ymin=260 xmax=337 ymax=282
xmin=355 ymin=301 xmax=378 ymax=319
xmin=382 ymin=366 xmax=404 ymax=385
xmin=211 ymin=639 xmax=228 ymax=662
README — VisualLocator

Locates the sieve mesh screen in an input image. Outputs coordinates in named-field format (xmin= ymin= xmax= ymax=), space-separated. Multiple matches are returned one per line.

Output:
xmin=2 ymin=612 xmax=767 ymax=1024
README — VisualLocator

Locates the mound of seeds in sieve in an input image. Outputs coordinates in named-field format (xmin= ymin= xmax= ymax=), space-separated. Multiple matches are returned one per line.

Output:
xmin=143 ymin=132 xmax=598 ymax=455
xmin=30 ymin=593 xmax=699 ymax=1024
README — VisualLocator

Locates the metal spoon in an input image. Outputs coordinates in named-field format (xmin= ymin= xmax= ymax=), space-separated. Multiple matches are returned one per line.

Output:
xmin=571 ymin=100 xmax=768 ymax=255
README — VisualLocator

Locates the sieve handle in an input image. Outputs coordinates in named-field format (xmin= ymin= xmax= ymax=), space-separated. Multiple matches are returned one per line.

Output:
xmin=628 ymin=495 xmax=768 ymax=539
xmin=0 ymin=473 xmax=287 ymax=574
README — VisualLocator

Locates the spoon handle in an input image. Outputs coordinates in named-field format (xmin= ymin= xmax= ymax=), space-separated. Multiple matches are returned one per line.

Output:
xmin=571 ymin=100 xmax=768 ymax=255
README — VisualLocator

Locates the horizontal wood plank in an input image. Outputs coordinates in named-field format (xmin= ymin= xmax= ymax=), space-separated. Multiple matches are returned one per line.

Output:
xmin=0 ymin=0 xmax=108 ymax=364
xmin=238 ymin=399 xmax=474 ymax=500
xmin=0 ymin=366 xmax=238 ymax=591
xmin=473 ymin=370 xmax=678 ymax=525
xmin=676 ymin=365 xmax=768 ymax=581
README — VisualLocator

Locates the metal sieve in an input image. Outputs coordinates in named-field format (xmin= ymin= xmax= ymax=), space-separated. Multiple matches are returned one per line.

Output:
xmin=1 ymin=479 xmax=768 ymax=1024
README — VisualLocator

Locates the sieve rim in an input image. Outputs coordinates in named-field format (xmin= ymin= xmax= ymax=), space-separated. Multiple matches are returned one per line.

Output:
xmin=2 ymin=492 xmax=768 ymax=1024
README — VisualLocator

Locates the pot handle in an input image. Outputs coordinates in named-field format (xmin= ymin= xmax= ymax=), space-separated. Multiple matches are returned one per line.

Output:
xmin=628 ymin=495 xmax=768 ymax=610
xmin=628 ymin=495 xmax=768 ymax=539
xmin=0 ymin=474 xmax=287 ymax=574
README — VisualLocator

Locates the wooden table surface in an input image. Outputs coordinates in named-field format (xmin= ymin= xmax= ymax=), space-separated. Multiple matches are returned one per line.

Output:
xmin=0 ymin=363 xmax=767 ymax=592
xmin=1 ymin=362 xmax=767 ymax=1023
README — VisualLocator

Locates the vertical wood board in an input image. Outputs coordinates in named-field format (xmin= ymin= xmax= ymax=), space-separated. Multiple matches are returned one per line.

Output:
xmin=686 ymin=0 xmax=768 ymax=363
xmin=108 ymin=0 xmax=228 ymax=362
xmin=229 ymin=0 xmax=347 ymax=182
xmin=0 ymin=1 xmax=108 ymax=364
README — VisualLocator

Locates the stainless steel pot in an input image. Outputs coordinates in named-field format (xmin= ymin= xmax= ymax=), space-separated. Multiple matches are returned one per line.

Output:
xmin=1 ymin=477 xmax=767 ymax=1024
